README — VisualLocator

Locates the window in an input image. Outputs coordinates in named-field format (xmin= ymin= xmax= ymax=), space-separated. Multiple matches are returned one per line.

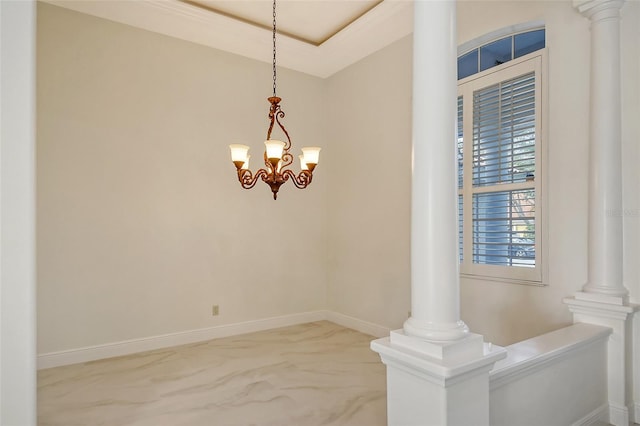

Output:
xmin=457 ymin=49 xmax=544 ymax=284
xmin=457 ymin=29 xmax=545 ymax=80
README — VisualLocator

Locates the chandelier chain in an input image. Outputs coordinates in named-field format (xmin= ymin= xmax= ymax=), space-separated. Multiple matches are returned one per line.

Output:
xmin=272 ymin=0 xmax=277 ymax=97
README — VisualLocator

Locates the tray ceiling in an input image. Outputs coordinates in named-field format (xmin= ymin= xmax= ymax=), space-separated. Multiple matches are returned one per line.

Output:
xmin=184 ymin=0 xmax=383 ymax=46
xmin=42 ymin=0 xmax=414 ymax=78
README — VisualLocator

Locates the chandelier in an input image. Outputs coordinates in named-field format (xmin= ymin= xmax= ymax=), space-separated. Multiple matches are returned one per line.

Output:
xmin=229 ymin=0 xmax=321 ymax=200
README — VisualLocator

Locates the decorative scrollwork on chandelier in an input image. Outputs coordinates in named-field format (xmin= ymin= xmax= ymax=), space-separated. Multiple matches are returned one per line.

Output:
xmin=228 ymin=0 xmax=320 ymax=200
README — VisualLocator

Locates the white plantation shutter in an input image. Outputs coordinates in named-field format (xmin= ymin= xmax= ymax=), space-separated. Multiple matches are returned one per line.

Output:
xmin=473 ymin=72 xmax=536 ymax=187
xmin=458 ymin=53 xmax=543 ymax=283
xmin=472 ymin=189 xmax=535 ymax=267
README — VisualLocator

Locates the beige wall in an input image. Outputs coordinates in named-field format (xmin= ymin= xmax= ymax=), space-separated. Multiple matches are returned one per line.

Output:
xmin=326 ymin=0 xmax=640 ymax=346
xmin=37 ymin=3 xmax=327 ymax=354
xmin=37 ymin=1 xmax=639 ymax=353
xmin=325 ymin=36 xmax=413 ymax=331
xmin=458 ymin=0 xmax=589 ymax=344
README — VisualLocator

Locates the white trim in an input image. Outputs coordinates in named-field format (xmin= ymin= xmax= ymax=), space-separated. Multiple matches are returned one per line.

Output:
xmin=570 ymin=403 xmax=609 ymax=426
xmin=37 ymin=311 xmax=392 ymax=369
xmin=608 ymin=403 xmax=630 ymax=426
xmin=38 ymin=311 xmax=326 ymax=370
xmin=325 ymin=311 xmax=391 ymax=338
xmin=564 ymin=296 xmax=639 ymax=321
xmin=634 ymin=402 xmax=640 ymax=424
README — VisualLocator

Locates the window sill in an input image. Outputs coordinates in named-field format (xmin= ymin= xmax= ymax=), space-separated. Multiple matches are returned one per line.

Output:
xmin=460 ymin=273 xmax=546 ymax=287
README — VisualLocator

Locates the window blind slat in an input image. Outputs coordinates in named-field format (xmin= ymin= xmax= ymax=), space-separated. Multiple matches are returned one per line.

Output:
xmin=472 ymin=189 xmax=535 ymax=267
xmin=473 ymin=71 xmax=536 ymax=188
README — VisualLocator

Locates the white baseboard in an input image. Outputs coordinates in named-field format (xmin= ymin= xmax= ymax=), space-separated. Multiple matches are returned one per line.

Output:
xmin=38 ymin=310 xmax=391 ymax=370
xmin=326 ymin=311 xmax=391 ymax=338
xmin=38 ymin=310 xmax=326 ymax=370
xmin=608 ymin=403 xmax=629 ymax=426
xmin=571 ymin=403 xmax=609 ymax=426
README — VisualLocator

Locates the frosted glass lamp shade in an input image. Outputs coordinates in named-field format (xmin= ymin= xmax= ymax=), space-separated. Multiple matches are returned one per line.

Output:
xmin=229 ymin=144 xmax=250 ymax=163
xmin=299 ymin=154 xmax=308 ymax=171
xmin=301 ymin=147 xmax=321 ymax=165
xmin=243 ymin=154 xmax=250 ymax=170
xmin=265 ymin=139 xmax=285 ymax=160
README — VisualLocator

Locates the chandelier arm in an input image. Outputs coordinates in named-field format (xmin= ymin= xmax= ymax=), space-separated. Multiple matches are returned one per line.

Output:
xmin=260 ymin=169 xmax=277 ymax=185
xmin=237 ymin=168 xmax=269 ymax=189
xmin=282 ymin=169 xmax=313 ymax=189
xmin=266 ymin=101 xmax=277 ymax=140
xmin=281 ymin=152 xmax=294 ymax=169
xmin=274 ymin=109 xmax=292 ymax=152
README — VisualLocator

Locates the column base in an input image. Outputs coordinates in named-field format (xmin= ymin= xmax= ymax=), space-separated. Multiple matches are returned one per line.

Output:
xmin=575 ymin=289 xmax=628 ymax=305
xmin=564 ymin=295 xmax=637 ymax=320
xmin=403 ymin=317 xmax=470 ymax=341
xmin=391 ymin=329 xmax=483 ymax=363
xmin=371 ymin=332 xmax=506 ymax=426
xmin=564 ymin=295 xmax=639 ymax=426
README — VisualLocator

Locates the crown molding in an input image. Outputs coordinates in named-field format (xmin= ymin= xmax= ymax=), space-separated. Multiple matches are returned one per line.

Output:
xmin=42 ymin=0 xmax=414 ymax=78
xmin=573 ymin=0 xmax=625 ymax=18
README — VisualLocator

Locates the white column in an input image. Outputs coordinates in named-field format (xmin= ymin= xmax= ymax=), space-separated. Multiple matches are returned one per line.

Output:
xmin=577 ymin=0 xmax=628 ymax=303
xmin=0 ymin=1 xmax=38 ymax=425
xmin=371 ymin=2 xmax=506 ymax=424
xmin=565 ymin=2 xmax=639 ymax=425
xmin=403 ymin=0 xmax=468 ymax=342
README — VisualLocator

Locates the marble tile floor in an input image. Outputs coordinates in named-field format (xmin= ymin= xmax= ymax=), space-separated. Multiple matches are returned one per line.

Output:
xmin=38 ymin=321 xmax=387 ymax=426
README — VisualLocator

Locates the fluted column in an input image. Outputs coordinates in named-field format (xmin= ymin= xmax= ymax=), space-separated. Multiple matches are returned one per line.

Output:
xmin=577 ymin=0 xmax=628 ymax=302
xmin=402 ymin=0 xmax=469 ymax=341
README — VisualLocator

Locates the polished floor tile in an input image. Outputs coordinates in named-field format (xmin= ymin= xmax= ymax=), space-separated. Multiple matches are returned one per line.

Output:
xmin=38 ymin=321 xmax=387 ymax=426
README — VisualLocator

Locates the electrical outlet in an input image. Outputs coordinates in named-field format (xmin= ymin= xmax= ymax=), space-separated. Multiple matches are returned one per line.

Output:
xmin=212 ymin=305 xmax=219 ymax=316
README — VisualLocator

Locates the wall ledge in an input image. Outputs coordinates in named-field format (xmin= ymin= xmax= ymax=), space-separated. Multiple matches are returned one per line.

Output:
xmin=490 ymin=322 xmax=612 ymax=390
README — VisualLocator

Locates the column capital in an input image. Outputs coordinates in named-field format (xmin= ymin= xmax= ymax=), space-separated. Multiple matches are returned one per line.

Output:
xmin=574 ymin=0 xmax=625 ymax=20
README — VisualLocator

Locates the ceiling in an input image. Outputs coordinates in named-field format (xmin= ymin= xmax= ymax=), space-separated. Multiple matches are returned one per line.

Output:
xmin=43 ymin=0 xmax=414 ymax=78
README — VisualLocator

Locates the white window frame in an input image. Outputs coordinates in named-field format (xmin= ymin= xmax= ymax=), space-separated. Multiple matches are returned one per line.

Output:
xmin=458 ymin=50 xmax=547 ymax=285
